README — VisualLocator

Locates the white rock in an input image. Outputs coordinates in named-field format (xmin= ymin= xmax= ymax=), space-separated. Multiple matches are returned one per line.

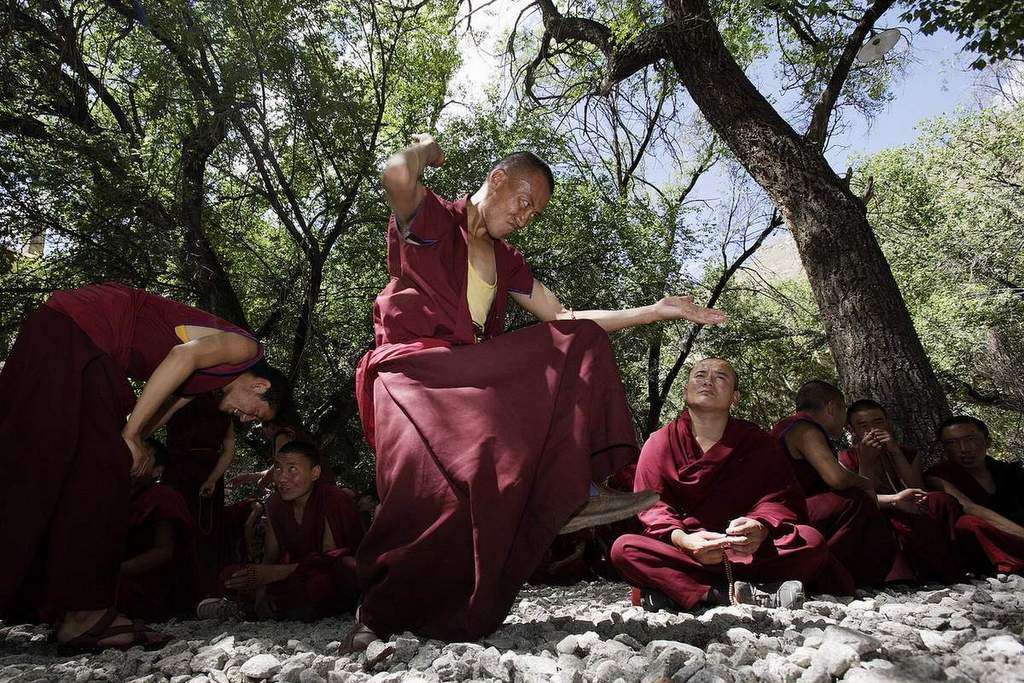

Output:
xmin=986 ymin=635 xmax=1024 ymax=658
xmin=191 ymin=647 xmax=230 ymax=673
xmin=299 ymin=672 xmax=328 ymax=683
xmin=239 ymin=654 xmax=281 ymax=680
xmin=591 ymin=659 xmax=624 ymax=683
xmin=821 ymin=626 xmax=881 ymax=656
xmin=726 ymin=627 xmax=757 ymax=644
xmin=811 ymin=641 xmax=859 ymax=678
xmin=391 ymin=635 xmax=420 ymax=663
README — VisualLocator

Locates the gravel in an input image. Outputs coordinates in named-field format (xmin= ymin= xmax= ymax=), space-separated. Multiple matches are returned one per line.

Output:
xmin=2 ymin=574 xmax=1024 ymax=682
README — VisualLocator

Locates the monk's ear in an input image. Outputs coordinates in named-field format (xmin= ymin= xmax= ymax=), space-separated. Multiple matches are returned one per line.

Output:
xmin=250 ymin=378 xmax=270 ymax=394
xmin=730 ymin=390 xmax=741 ymax=408
xmin=488 ymin=167 xmax=508 ymax=189
xmin=311 ymin=464 xmax=321 ymax=480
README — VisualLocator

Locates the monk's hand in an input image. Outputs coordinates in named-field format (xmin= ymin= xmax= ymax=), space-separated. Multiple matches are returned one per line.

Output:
xmin=674 ymin=529 xmax=732 ymax=566
xmin=864 ymin=428 xmax=901 ymax=455
xmin=226 ymin=565 xmax=259 ymax=592
xmin=725 ymin=517 xmax=767 ymax=556
xmin=199 ymin=478 xmax=217 ymax=497
xmin=892 ymin=488 xmax=929 ymax=514
xmin=124 ymin=434 xmax=154 ymax=479
xmin=410 ymin=133 xmax=444 ymax=167
xmin=653 ymin=295 xmax=728 ymax=326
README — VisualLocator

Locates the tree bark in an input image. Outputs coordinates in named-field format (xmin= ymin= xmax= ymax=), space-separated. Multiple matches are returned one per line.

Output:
xmin=661 ymin=0 xmax=950 ymax=450
xmin=179 ymin=114 xmax=250 ymax=327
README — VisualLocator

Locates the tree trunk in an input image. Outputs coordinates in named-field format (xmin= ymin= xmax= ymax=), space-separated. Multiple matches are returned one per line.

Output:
xmin=179 ymin=115 xmax=250 ymax=328
xmin=289 ymin=255 xmax=324 ymax=381
xmin=662 ymin=0 xmax=950 ymax=450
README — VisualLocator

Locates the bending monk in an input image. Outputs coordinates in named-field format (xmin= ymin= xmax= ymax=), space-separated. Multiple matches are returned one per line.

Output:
xmin=612 ymin=359 xmax=827 ymax=611
xmin=0 ymin=282 xmax=288 ymax=649
xmin=771 ymin=381 xmax=897 ymax=593
xmin=841 ymin=400 xmax=964 ymax=583
xmin=117 ymin=440 xmax=199 ymax=621
xmin=926 ymin=416 xmax=1024 ymax=575
xmin=162 ymin=393 xmax=234 ymax=597
xmin=204 ymin=441 xmax=365 ymax=621
xmin=351 ymin=134 xmax=726 ymax=645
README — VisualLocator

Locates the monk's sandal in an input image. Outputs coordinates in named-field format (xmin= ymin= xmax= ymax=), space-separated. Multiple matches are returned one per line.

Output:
xmin=559 ymin=488 xmax=660 ymax=535
xmin=196 ymin=598 xmax=243 ymax=620
xmin=731 ymin=580 xmax=805 ymax=609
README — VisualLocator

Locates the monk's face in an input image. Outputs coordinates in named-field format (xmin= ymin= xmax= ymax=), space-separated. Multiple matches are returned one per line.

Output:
xmin=220 ymin=373 xmax=275 ymax=423
xmin=685 ymin=359 xmax=739 ymax=411
xmin=272 ymin=451 xmax=321 ymax=502
xmin=847 ymin=408 xmax=890 ymax=443
xmin=940 ymin=423 xmax=989 ymax=470
xmin=480 ymin=168 xmax=550 ymax=239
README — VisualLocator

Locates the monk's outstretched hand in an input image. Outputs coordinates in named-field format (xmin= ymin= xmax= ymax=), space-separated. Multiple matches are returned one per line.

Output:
xmin=125 ymin=435 xmax=154 ymax=480
xmin=654 ymin=295 xmax=728 ymax=326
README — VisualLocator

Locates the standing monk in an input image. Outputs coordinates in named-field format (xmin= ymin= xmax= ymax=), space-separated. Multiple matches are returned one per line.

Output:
xmin=926 ymin=416 xmax=1024 ymax=575
xmin=351 ymin=135 xmax=726 ymax=645
xmin=162 ymin=393 xmax=234 ymax=597
xmin=0 ymin=282 xmax=288 ymax=649
xmin=205 ymin=441 xmax=365 ymax=621
xmin=841 ymin=399 xmax=964 ymax=583
xmin=612 ymin=359 xmax=828 ymax=611
xmin=771 ymin=381 xmax=897 ymax=593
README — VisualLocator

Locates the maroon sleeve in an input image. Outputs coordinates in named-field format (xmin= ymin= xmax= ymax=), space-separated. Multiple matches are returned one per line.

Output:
xmin=635 ymin=426 xmax=702 ymax=539
xmin=745 ymin=432 xmax=805 ymax=530
xmin=505 ymin=245 xmax=534 ymax=296
xmin=395 ymin=189 xmax=453 ymax=245
xmin=838 ymin=447 xmax=859 ymax=471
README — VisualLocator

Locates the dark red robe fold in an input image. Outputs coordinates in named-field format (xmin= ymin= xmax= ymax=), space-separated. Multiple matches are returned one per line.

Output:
xmin=116 ymin=484 xmax=199 ymax=620
xmin=839 ymin=445 xmax=964 ymax=583
xmin=771 ymin=413 xmax=897 ymax=591
xmin=164 ymin=393 xmax=232 ymax=596
xmin=611 ymin=412 xmax=828 ymax=609
xmin=926 ymin=459 xmax=1024 ymax=575
xmin=222 ymin=481 xmax=364 ymax=620
xmin=0 ymin=284 xmax=261 ymax=619
xmin=355 ymin=190 xmax=638 ymax=640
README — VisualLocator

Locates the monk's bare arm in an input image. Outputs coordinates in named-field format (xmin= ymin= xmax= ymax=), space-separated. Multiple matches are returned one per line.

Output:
xmin=141 ymin=395 xmax=194 ymax=438
xmin=262 ymin=521 xmax=281 ymax=565
xmin=927 ymin=476 xmax=1024 ymax=540
xmin=120 ymin=521 xmax=175 ymax=575
xmin=382 ymin=133 xmax=444 ymax=227
xmin=123 ymin=332 xmax=259 ymax=468
xmin=788 ymin=424 xmax=873 ymax=492
xmin=512 ymin=281 xmax=726 ymax=333
xmin=257 ymin=524 xmax=297 ymax=584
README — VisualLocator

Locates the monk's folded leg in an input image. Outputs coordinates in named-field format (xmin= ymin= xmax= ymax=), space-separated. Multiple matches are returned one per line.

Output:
xmin=265 ymin=556 xmax=359 ymax=622
xmin=611 ymin=534 xmax=718 ymax=609
xmin=805 ymin=489 xmax=897 ymax=587
xmin=954 ymin=515 xmax=1024 ymax=575
xmin=888 ymin=492 xmax=964 ymax=583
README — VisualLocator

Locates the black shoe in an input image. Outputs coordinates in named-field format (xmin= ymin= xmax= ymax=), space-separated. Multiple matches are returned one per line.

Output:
xmin=640 ymin=588 xmax=678 ymax=612
xmin=732 ymin=580 xmax=805 ymax=608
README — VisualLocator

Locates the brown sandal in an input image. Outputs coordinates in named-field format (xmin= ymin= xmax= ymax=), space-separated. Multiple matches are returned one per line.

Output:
xmin=339 ymin=620 xmax=378 ymax=654
xmin=58 ymin=609 xmax=172 ymax=653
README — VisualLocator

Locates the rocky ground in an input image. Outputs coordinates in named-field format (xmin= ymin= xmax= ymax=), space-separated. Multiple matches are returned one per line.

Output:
xmin=2 ymin=575 xmax=1024 ymax=683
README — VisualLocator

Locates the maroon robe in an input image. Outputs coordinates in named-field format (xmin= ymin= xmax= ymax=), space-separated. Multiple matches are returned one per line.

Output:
xmin=0 ymin=283 xmax=261 ymax=618
xmin=611 ymin=413 xmax=828 ymax=609
xmin=164 ymin=393 xmax=232 ymax=597
xmin=354 ymin=190 xmax=638 ymax=640
xmin=221 ymin=481 xmax=364 ymax=620
xmin=116 ymin=483 xmax=199 ymax=620
xmin=771 ymin=413 xmax=897 ymax=591
xmin=839 ymin=445 xmax=964 ymax=583
xmin=926 ymin=459 xmax=1024 ymax=574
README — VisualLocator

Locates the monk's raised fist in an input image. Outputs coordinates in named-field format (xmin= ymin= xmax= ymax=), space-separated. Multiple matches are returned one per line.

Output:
xmin=411 ymin=133 xmax=445 ymax=167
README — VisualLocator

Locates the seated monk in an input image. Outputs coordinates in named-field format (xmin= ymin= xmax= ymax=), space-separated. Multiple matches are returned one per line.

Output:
xmin=0 ymin=282 xmax=288 ymax=650
xmin=841 ymin=400 xmax=964 ymax=583
xmin=771 ymin=381 xmax=897 ymax=593
xmin=926 ymin=416 xmax=1024 ymax=575
xmin=611 ymin=358 xmax=828 ymax=611
xmin=202 ymin=441 xmax=365 ymax=621
xmin=349 ymin=134 xmax=726 ymax=646
xmin=116 ymin=440 xmax=199 ymax=621
xmin=162 ymin=393 xmax=235 ymax=597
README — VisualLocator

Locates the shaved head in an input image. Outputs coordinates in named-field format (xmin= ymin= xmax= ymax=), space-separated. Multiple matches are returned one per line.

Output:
xmin=493 ymin=151 xmax=555 ymax=196
xmin=795 ymin=380 xmax=844 ymax=412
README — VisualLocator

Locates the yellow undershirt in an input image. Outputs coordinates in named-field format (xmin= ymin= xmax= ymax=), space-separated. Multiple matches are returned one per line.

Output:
xmin=467 ymin=259 xmax=497 ymax=329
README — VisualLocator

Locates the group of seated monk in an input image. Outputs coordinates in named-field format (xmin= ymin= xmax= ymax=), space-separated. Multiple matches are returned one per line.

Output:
xmin=611 ymin=360 xmax=1023 ymax=613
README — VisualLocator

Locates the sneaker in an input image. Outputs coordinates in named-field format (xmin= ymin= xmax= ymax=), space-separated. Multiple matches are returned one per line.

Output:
xmin=559 ymin=488 xmax=659 ymax=534
xmin=732 ymin=580 xmax=805 ymax=609
xmin=196 ymin=598 xmax=242 ymax=620
xmin=639 ymin=588 xmax=678 ymax=613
